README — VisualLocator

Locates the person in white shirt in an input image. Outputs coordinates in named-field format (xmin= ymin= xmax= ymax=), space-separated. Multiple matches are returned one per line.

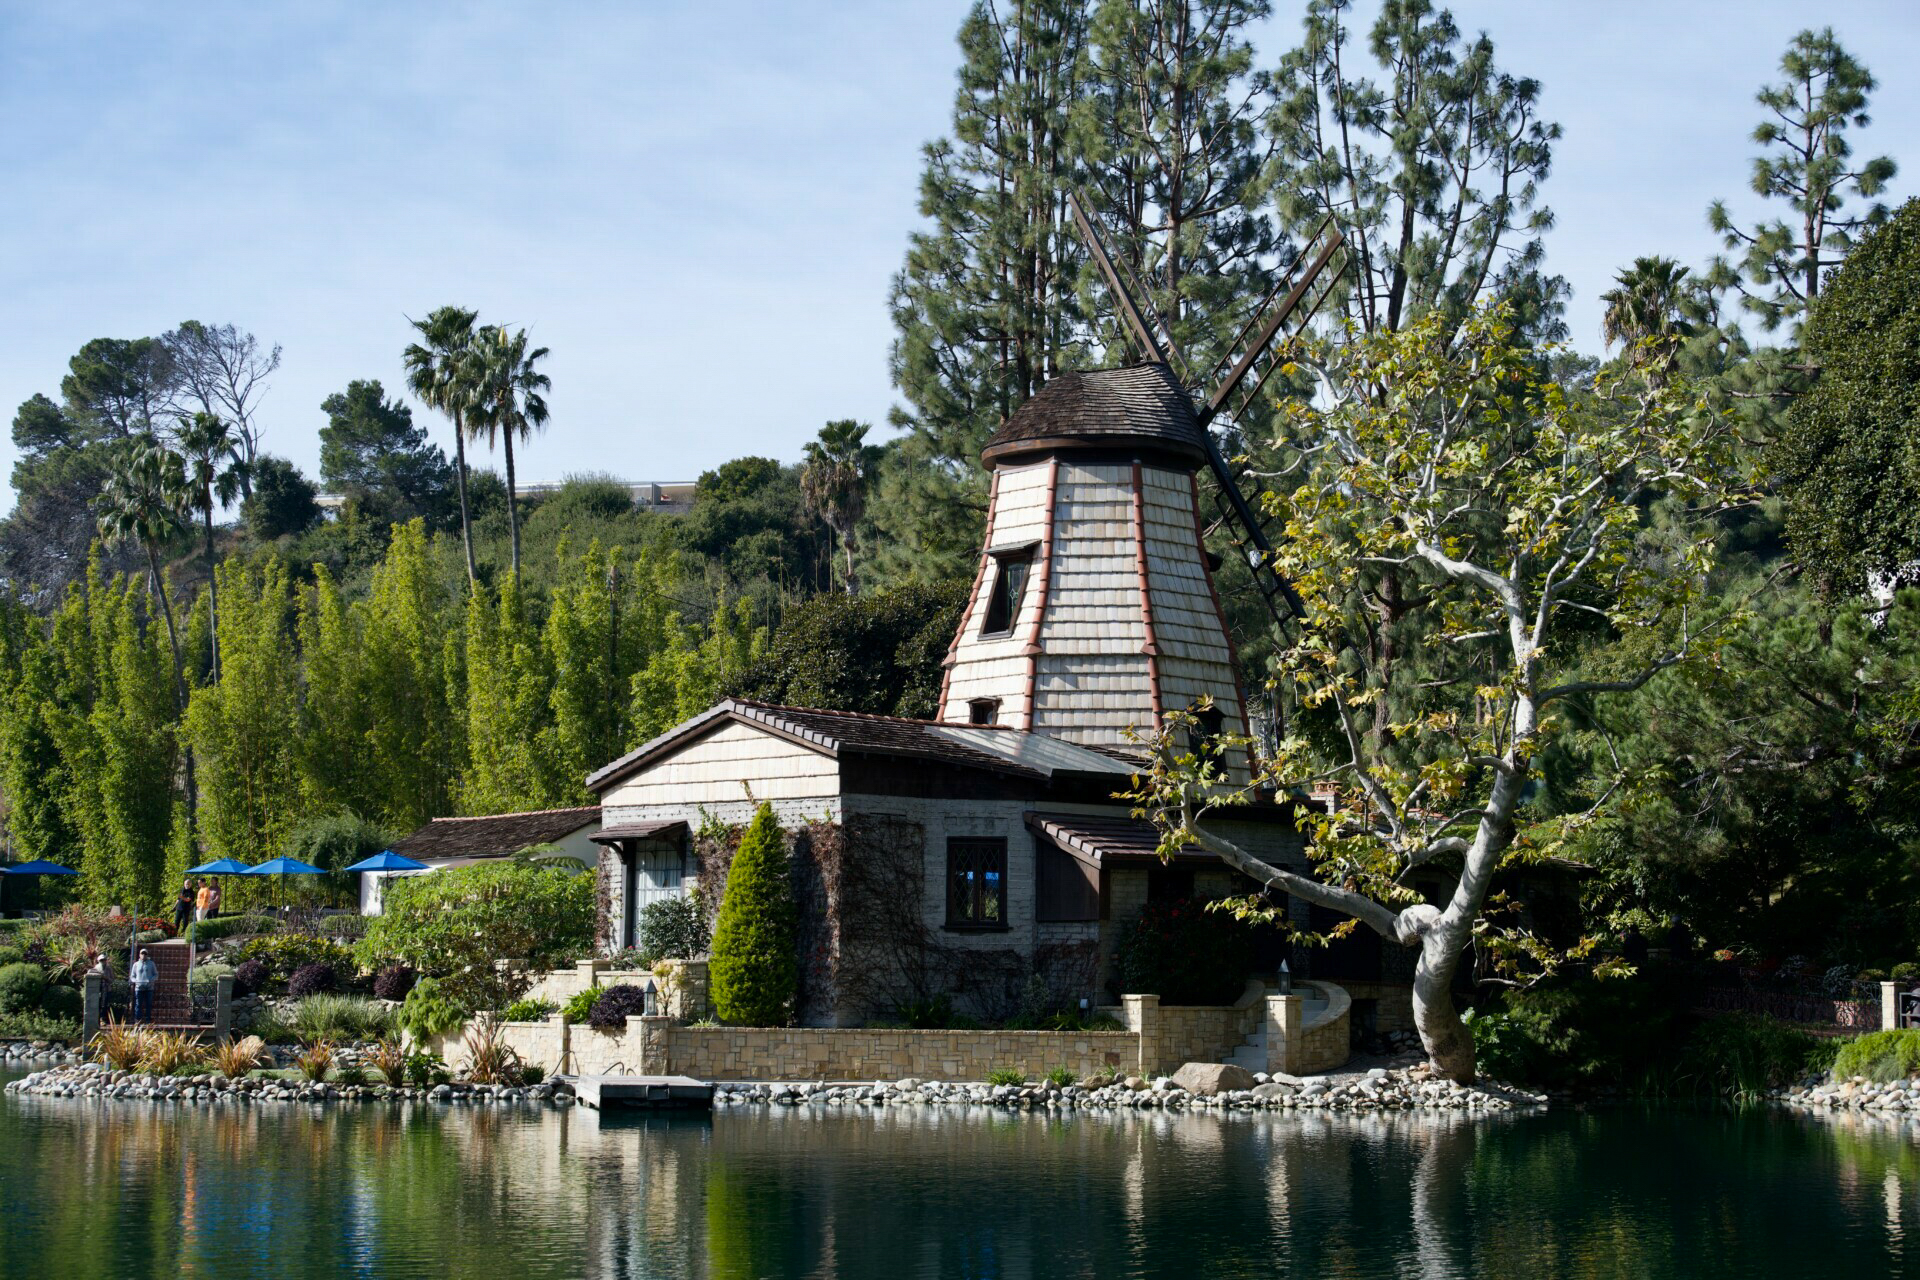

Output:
xmin=130 ymin=948 xmax=158 ymax=1023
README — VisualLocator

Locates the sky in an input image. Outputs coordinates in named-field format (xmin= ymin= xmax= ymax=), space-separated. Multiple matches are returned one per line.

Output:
xmin=2 ymin=1 xmax=1918 ymax=518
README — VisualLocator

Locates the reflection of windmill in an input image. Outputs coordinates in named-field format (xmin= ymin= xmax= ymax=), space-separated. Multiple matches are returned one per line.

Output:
xmin=1067 ymin=192 xmax=1345 ymax=626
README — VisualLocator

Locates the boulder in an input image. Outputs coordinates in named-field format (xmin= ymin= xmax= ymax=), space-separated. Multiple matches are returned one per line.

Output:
xmin=1171 ymin=1062 xmax=1257 ymax=1097
xmin=1123 ymin=1075 xmax=1149 ymax=1092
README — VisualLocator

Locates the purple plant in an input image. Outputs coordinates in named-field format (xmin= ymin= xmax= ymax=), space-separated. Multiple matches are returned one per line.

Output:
xmin=372 ymin=964 xmax=418 ymax=1002
xmin=287 ymin=963 xmax=337 ymax=999
xmin=233 ymin=959 xmax=269 ymax=996
xmin=587 ymin=983 xmax=650 ymax=1030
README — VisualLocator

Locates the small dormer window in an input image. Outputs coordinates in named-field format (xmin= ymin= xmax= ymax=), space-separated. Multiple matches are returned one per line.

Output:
xmin=968 ymin=698 xmax=1001 ymax=726
xmin=979 ymin=549 xmax=1034 ymax=637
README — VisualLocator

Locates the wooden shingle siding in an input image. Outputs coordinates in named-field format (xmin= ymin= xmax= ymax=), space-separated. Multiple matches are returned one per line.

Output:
xmin=599 ymin=721 xmax=840 ymax=808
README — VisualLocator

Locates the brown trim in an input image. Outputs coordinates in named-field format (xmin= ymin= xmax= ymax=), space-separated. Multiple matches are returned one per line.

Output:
xmin=1130 ymin=461 xmax=1164 ymax=723
xmin=938 ymin=467 xmax=1003 ymax=719
xmin=1020 ymin=457 xmax=1061 ymax=731
xmin=984 ymin=436 xmax=1206 ymax=471
xmin=1190 ymin=471 xmax=1261 ymax=783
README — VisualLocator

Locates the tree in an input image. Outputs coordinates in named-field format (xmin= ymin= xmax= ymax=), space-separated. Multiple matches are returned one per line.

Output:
xmin=545 ymin=541 xmax=673 ymax=798
xmin=463 ymin=326 xmax=551 ymax=580
xmin=732 ymin=580 xmax=967 ymax=718
xmin=93 ymin=434 xmax=190 ymax=713
xmin=402 ymin=307 xmax=483 ymax=586
xmin=60 ymin=338 xmax=180 ymax=441
xmin=459 ymin=576 xmax=562 ymax=814
xmin=295 ymin=566 xmax=374 ymax=817
xmin=709 ymin=803 xmax=798 ymax=1027
xmin=10 ymin=392 xmax=74 ymax=462
xmin=1708 ymin=28 xmax=1898 ymax=335
xmin=877 ymin=0 xmax=1091 ymax=585
xmin=1132 ymin=306 xmax=1745 ymax=1082
xmin=171 ymin=411 xmax=246 ymax=682
xmin=678 ymin=457 xmax=828 ymax=599
xmin=317 ymin=379 xmax=452 ymax=528
xmin=799 ymin=420 xmax=880 ymax=592
xmin=1768 ymin=197 xmax=1920 ymax=595
xmin=1266 ymin=0 xmax=1562 ymax=341
xmin=356 ymin=520 xmax=463 ymax=830
xmin=164 ymin=321 xmax=281 ymax=497
xmin=628 ymin=600 xmax=767 ymax=744
xmin=1598 ymin=257 xmax=1702 ymax=371
xmin=241 ymin=455 xmax=321 ymax=541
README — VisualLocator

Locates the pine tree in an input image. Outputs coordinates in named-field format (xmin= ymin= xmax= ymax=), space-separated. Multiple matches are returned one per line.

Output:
xmin=709 ymin=803 xmax=798 ymax=1027
xmin=875 ymin=0 xmax=1091 ymax=585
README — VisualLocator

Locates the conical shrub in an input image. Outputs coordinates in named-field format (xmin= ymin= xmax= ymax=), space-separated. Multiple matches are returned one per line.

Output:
xmin=708 ymin=803 xmax=798 ymax=1026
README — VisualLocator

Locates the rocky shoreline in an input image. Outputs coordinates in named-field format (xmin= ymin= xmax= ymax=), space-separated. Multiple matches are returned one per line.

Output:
xmin=5 ymin=1061 xmax=578 ymax=1108
xmin=1773 ymin=1076 xmax=1920 ymax=1114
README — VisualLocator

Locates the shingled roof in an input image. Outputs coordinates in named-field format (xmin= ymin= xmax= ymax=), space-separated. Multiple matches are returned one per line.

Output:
xmin=584 ymin=699 xmax=1136 ymax=794
xmin=392 ymin=806 xmax=601 ymax=861
xmin=980 ymin=363 xmax=1208 ymax=469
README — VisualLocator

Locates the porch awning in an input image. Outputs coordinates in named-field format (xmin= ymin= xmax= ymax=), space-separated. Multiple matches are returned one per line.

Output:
xmin=590 ymin=819 xmax=689 ymax=845
xmin=1024 ymin=812 xmax=1221 ymax=867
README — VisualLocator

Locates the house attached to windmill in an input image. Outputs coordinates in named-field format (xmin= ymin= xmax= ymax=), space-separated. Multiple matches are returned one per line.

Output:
xmin=581 ymin=204 xmax=1394 ymax=1029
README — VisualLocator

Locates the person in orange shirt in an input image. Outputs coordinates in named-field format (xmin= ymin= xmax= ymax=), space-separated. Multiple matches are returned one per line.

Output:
xmin=195 ymin=881 xmax=213 ymax=923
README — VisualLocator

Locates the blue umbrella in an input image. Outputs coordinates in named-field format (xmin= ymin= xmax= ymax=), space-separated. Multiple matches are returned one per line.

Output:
xmin=186 ymin=857 xmax=252 ymax=875
xmin=342 ymin=851 xmax=429 ymax=874
xmin=3 ymin=860 xmax=79 ymax=876
xmin=245 ymin=857 xmax=328 ymax=876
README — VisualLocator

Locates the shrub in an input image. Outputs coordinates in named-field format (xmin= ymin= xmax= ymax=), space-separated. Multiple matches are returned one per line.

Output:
xmin=38 ymin=983 xmax=82 ymax=1020
xmin=372 ymin=964 xmax=418 ymax=1002
xmin=294 ymin=1041 xmax=335 ymax=1082
xmin=636 ymin=894 xmax=709 ymax=964
xmin=287 ymin=964 xmax=338 ymax=999
xmin=214 ymin=1035 xmax=267 ymax=1078
xmin=404 ymin=1050 xmax=451 ymax=1088
xmin=519 ymin=1063 xmax=548 ymax=1086
xmin=1858 ymin=969 xmax=1889 ymax=983
xmin=895 ymin=996 xmax=957 ymax=1029
xmin=562 ymin=986 xmax=602 ymax=1024
xmin=336 ymin=1064 xmax=368 ymax=1087
xmin=185 ymin=914 xmax=276 ymax=945
xmin=232 ymin=959 xmax=269 ymax=997
xmin=0 ymin=1011 xmax=80 ymax=1043
xmin=367 ymin=1038 xmax=407 ymax=1085
xmin=355 ymin=859 xmax=594 ymax=1009
xmin=277 ymin=812 xmax=390 ymax=907
xmin=500 ymin=998 xmax=558 ymax=1022
xmin=709 ymin=804 xmax=797 ymax=1027
xmin=234 ymin=936 xmax=356 ymax=982
xmin=290 ymin=994 xmax=393 ymax=1043
xmin=318 ymin=914 xmax=369 ymax=941
xmin=588 ymin=984 xmax=650 ymax=1030
xmin=134 ymin=929 xmax=167 ymax=944
xmin=1110 ymin=898 xmax=1254 ymax=1005
xmin=90 ymin=1020 xmax=147 ymax=1070
xmin=986 ymin=1068 xmax=1027 ymax=1087
xmin=0 ymin=945 xmax=24 ymax=967
xmin=139 ymin=1030 xmax=207 ymax=1075
xmin=1892 ymin=963 xmax=1920 ymax=983
xmin=399 ymin=977 xmax=472 ymax=1042
xmin=1832 ymin=1030 xmax=1920 ymax=1083
xmin=1675 ymin=1015 xmax=1837 ymax=1099
xmin=460 ymin=1015 xmax=525 ymax=1084
xmin=1044 ymin=1066 xmax=1077 ymax=1088
xmin=0 ymin=962 xmax=47 ymax=1016
xmin=189 ymin=962 xmax=236 ymax=999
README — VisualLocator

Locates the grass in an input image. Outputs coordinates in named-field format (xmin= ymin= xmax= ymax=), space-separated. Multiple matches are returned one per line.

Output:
xmin=1044 ymin=1066 xmax=1078 ymax=1088
xmin=1832 ymin=1030 xmax=1920 ymax=1083
xmin=287 ymin=994 xmax=394 ymax=1044
xmin=986 ymin=1068 xmax=1028 ymax=1087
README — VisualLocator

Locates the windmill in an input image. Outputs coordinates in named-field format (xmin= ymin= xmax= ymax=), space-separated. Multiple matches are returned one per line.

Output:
xmin=1065 ymin=192 xmax=1346 ymax=627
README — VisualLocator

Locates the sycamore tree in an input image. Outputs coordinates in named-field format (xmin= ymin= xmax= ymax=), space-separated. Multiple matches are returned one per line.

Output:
xmin=1130 ymin=306 xmax=1746 ymax=1081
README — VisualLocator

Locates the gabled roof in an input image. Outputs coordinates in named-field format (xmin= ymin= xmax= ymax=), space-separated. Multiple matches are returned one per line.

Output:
xmin=981 ymin=363 xmax=1208 ymax=470
xmin=584 ymin=699 xmax=1138 ymax=794
xmin=393 ymin=806 xmax=601 ymax=862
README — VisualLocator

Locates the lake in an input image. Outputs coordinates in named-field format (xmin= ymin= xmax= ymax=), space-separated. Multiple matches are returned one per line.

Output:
xmin=3 ymin=1071 xmax=1918 ymax=1279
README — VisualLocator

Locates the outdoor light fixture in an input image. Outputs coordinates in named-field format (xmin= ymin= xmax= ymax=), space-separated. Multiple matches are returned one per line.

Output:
xmin=641 ymin=976 xmax=660 ymax=1018
xmin=1276 ymin=960 xmax=1292 ymax=995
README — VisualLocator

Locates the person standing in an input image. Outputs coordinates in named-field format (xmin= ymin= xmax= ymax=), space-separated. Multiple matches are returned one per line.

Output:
xmin=195 ymin=881 xmax=213 ymax=924
xmin=171 ymin=882 xmax=195 ymax=936
xmin=130 ymin=948 xmax=157 ymax=1024
xmin=89 ymin=953 xmax=114 ymax=1020
xmin=206 ymin=881 xmax=222 ymax=920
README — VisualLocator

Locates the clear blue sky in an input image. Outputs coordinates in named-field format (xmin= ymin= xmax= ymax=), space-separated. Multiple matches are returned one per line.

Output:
xmin=2 ymin=1 xmax=1917 ymax=517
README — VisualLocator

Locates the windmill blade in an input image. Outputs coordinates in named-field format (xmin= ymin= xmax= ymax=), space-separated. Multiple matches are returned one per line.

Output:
xmin=1197 ymin=218 xmax=1343 ymax=428
xmin=1067 ymin=191 xmax=1171 ymax=369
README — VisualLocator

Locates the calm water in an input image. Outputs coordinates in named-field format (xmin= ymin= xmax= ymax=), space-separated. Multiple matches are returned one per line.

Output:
xmin=4 ymin=1072 xmax=1920 ymax=1279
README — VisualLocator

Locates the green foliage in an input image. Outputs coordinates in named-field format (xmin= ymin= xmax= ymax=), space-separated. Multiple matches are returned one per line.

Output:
xmin=1832 ymin=1030 xmax=1920 ymax=1083
xmin=1464 ymin=977 xmax=1685 ymax=1090
xmin=184 ymin=914 xmax=276 ymax=944
xmin=232 ymin=935 xmax=357 ymax=982
xmin=459 ymin=576 xmax=564 ymax=813
xmin=1044 ymin=1066 xmax=1077 ymax=1088
xmin=985 ymin=1068 xmax=1027 ymax=1087
xmin=0 ymin=962 xmax=48 ymax=1015
xmin=398 ymin=978 xmax=472 ymax=1043
xmin=1771 ymin=198 xmax=1920 ymax=594
xmin=708 ymin=804 xmax=798 ymax=1027
xmin=1894 ymin=964 xmax=1920 ymax=982
xmin=732 ymin=581 xmax=967 ymax=718
xmin=289 ymin=994 xmax=394 ymax=1044
xmin=1676 ymin=1015 xmax=1839 ymax=1099
xmin=356 ymin=859 xmax=593 ymax=1008
xmin=403 ymin=1050 xmax=452 ymax=1088
xmin=633 ymin=894 xmax=709 ymax=966
xmin=1110 ymin=899 xmax=1254 ymax=1006
xmin=0 ymin=947 xmax=21 ymax=967
xmin=38 ymin=983 xmax=82 ymax=1020
xmin=0 ymin=1010 xmax=81 ymax=1043
xmin=498 ymin=998 xmax=557 ymax=1022
xmin=188 ymin=962 xmax=234 ymax=998
xmin=241 ymin=455 xmax=320 ymax=541
xmin=318 ymin=379 xmax=452 ymax=529
xmin=560 ymin=986 xmax=601 ymax=1025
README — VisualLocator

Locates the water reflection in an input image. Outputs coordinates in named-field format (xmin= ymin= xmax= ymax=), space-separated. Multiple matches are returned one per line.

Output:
xmin=3 ymin=1085 xmax=1920 ymax=1279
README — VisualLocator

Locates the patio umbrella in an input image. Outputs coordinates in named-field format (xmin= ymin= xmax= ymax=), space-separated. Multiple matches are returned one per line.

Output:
xmin=244 ymin=856 xmax=329 ymax=909
xmin=186 ymin=857 xmax=252 ymax=875
xmin=341 ymin=851 xmax=429 ymax=873
xmin=3 ymin=860 xmax=79 ymax=876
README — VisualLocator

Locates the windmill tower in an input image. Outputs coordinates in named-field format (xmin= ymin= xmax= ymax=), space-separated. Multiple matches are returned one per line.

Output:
xmin=938 ymin=196 xmax=1344 ymax=782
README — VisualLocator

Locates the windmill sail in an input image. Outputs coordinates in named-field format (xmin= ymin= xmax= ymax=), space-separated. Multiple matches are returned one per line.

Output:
xmin=1068 ymin=192 xmax=1345 ymax=626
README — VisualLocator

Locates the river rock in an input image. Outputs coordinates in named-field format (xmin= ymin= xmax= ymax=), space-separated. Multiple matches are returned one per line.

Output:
xmin=1172 ymin=1063 xmax=1257 ymax=1097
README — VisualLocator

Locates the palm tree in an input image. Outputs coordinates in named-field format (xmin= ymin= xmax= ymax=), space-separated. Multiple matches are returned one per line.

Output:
xmin=95 ymin=433 xmax=192 ymax=710
xmin=402 ymin=306 xmax=481 ymax=587
xmin=800 ymin=419 xmax=880 ymax=593
xmin=173 ymin=411 xmax=246 ymax=682
xmin=464 ymin=326 xmax=550 ymax=579
xmin=1599 ymin=257 xmax=1701 ymax=372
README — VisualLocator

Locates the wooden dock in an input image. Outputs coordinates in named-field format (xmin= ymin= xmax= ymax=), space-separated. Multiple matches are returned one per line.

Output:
xmin=573 ymin=1074 xmax=715 ymax=1111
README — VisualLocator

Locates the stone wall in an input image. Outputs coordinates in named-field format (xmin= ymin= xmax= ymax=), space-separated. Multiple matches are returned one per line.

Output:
xmin=1151 ymin=982 xmax=1265 ymax=1069
xmin=1336 ymin=980 xmax=1416 ymax=1035
xmin=1264 ymin=981 xmax=1351 ymax=1075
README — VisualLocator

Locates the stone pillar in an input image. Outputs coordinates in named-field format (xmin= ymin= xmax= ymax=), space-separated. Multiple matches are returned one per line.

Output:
xmin=83 ymin=972 xmax=103 ymax=1041
xmin=659 ymin=960 xmax=710 ymax=1021
xmin=634 ymin=1015 xmax=674 ymax=1075
xmin=578 ymin=958 xmax=609 ymax=992
xmin=1266 ymin=993 xmax=1304 ymax=1076
xmin=1883 ymin=981 xmax=1901 ymax=1032
xmin=1121 ymin=993 xmax=1161 ymax=1076
xmin=213 ymin=974 xmax=235 ymax=1041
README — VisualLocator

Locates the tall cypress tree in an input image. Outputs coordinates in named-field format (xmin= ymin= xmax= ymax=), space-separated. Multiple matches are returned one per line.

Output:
xmin=709 ymin=803 xmax=798 ymax=1027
